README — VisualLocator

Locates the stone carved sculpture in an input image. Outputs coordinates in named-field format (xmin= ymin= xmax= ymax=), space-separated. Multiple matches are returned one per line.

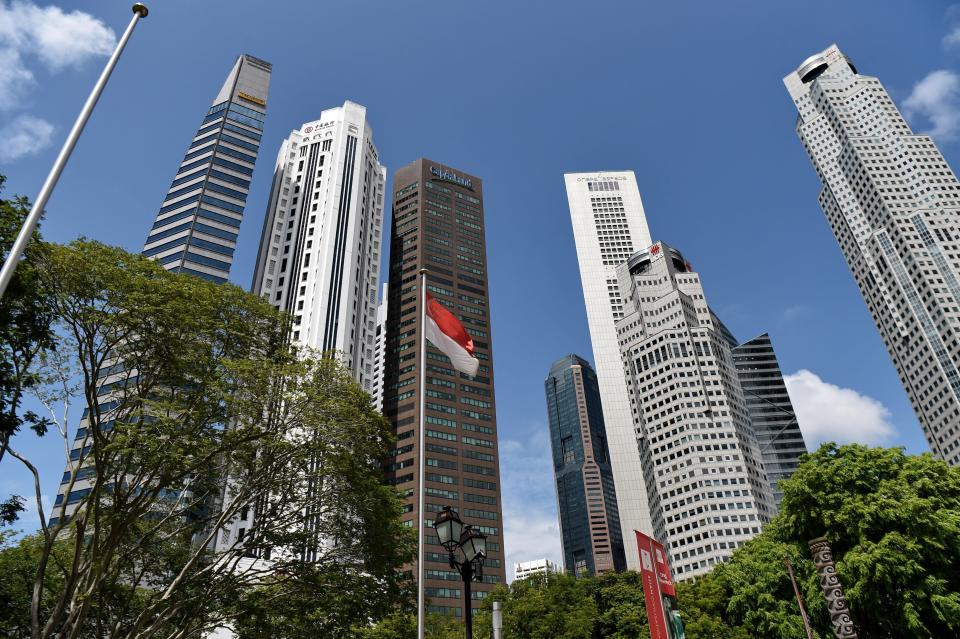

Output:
xmin=808 ymin=537 xmax=858 ymax=639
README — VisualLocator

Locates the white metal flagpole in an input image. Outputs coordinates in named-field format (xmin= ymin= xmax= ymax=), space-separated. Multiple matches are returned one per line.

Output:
xmin=417 ymin=268 xmax=428 ymax=639
xmin=0 ymin=3 xmax=149 ymax=299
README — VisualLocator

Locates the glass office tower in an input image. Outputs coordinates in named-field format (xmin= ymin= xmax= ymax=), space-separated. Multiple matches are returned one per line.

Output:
xmin=545 ymin=354 xmax=626 ymax=577
xmin=143 ymin=54 xmax=272 ymax=283
xmin=730 ymin=334 xmax=807 ymax=508
xmin=54 ymin=54 xmax=271 ymax=523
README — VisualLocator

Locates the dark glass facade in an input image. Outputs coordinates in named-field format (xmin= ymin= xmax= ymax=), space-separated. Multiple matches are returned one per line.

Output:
xmin=545 ymin=354 xmax=626 ymax=577
xmin=382 ymin=159 xmax=505 ymax=617
xmin=142 ymin=54 xmax=271 ymax=283
xmin=53 ymin=54 xmax=271 ymax=523
xmin=730 ymin=333 xmax=807 ymax=508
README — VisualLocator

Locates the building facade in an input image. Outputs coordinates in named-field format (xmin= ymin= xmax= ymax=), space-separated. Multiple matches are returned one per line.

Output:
xmin=564 ymin=171 xmax=654 ymax=570
xmin=371 ymin=283 xmax=389 ymax=412
xmin=143 ymin=54 xmax=272 ymax=283
xmin=53 ymin=55 xmax=272 ymax=522
xmin=250 ymin=101 xmax=386 ymax=390
xmin=545 ymin=354 xmax=626 ymax=577
xmin=730 ymin=334 xmax=806 ymax=508
xmin=382 ymin=159 xmax=506 ymax=616
xmin=615 ymin=242 xmax=775 ymax=580
xmin=514 ymin=558 xmax=560 ymax=581
xmin=785 ymin=44 xmax=960 ymax=465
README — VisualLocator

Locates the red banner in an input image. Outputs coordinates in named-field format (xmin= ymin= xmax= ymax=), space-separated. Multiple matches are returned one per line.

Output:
xmin=636 ymin=531 xmax=669 ymax=639
xmin=650 ymin=537 xmax=676 ymax=597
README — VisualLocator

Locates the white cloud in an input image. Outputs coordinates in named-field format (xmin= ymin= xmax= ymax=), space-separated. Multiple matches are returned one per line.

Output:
xmin=0 ymin=1 xmax=115 ymax=110
xmin=780 ymin=304 xmax=807 ymax=323
xmin=499 ymin=422 xmax=563 ymax=581
xmin=0 ymin=113 xmax=54 ymax=161
xmin=944 ymin=26 xmax=960 ymax=49
xmin=903 ymin=69 xmax=960 ymax=142
xmin=784 ymin=369 xmax=897 ymax=448
xmin=0 ymin=46 xmax=33 ymax=109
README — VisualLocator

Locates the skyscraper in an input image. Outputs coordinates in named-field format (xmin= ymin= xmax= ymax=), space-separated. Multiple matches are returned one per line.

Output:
xmin=545 ymin=354 xmax=626 ymax=577
xmin=785 ymin=44 xmax=960 ymax=465
xmin=382 ymin=159 xmax=506 ymax=616
xmin=53 ymin=55 xmax=272 ymax=522
xmin=210 ymin=102 xmax=386 ymax=554
xmin=730 ymin=334 xmax=806 ymax=508
xmin=250 ymin=101 xmax=386 ymax=390
xmin=143 ymin=54 xmax=272 ymax=283
xmin=616 ymin=242 xmax=775 ymax=580
xmin=371 ymin=283 xmax=389 ymax=412
xmin=564 ymin=171 xmax=653 ymax=570
xmin=513 ymin=558 xmax=560 ymax=580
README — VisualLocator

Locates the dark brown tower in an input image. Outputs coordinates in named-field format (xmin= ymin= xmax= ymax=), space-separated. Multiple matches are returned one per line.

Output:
xmin=383 ymin=159 xmax=505 ymax=617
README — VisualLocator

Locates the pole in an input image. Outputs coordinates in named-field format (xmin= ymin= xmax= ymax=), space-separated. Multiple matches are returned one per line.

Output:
xmin=0 ymin=3 xmax=149 ymax=299
xmin=463 ymin=561 xmax=473 ymax=639
xmin=784 ymin=557 xmax=814 ymax=639
xmin=417 ymin=268 xmax=429 ymax=639
xmin=492 ymin=601 xmax=503 ymax=639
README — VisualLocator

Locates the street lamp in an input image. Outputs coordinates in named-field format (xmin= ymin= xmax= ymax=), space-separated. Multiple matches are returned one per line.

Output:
xmin=432 ymin=506 xmax=487 ymax=638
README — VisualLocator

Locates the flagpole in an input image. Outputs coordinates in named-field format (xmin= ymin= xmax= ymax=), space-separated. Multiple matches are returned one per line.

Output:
xmin=0 ymin=3 xmax=149 ymax=299
xmin=417 ymin=268 xmax=429 ymax=639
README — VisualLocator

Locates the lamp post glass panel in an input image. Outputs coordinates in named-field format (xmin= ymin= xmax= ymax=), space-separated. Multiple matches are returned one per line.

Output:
xmin=432 ymin=506 xmax=487 ymax=636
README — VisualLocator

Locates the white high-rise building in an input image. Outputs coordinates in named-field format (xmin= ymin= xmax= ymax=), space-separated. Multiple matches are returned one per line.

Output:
xmin=513 ymin=558 xmax=560 ymax=581
xmin=371 ymin=283 xmax=388 ymax=412
xmin=564 ymin=171 xmax=654 ymax=570
xmin=615 ymin=242 xmax=775 ymax=580
xmin=251 ymin=101 xmax=386 ymax=390
xmin=785 ymin=45 xmax=960 ymax=464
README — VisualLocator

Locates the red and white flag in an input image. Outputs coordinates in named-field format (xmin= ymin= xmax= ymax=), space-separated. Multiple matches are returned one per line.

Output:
xmin=424 ymin=292 xmax=479 ymax=376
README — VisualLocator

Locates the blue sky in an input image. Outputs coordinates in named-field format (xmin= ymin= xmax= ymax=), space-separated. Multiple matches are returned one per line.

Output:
xmin=2 ymin=0 xmax=960 ymax=579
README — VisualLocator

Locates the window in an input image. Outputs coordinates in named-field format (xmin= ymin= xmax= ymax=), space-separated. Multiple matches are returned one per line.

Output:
xmin=561 ymin=436 xmax=575 ymax=465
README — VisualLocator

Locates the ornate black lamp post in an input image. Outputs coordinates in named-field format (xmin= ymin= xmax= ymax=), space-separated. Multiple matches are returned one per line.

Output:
xmin=433 ymin=506 xmax=487 ymax=638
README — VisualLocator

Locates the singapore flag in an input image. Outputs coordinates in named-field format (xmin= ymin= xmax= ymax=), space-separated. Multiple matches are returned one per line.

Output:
xmin=424 ymin=292 xmax=479 ymax=377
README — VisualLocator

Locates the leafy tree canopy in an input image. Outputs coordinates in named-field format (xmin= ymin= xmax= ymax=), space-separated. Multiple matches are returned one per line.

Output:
xmin=1 ymin=237 xmax=414 ymax=639
xmin=0 ymin=174 xmax=56 ymax=520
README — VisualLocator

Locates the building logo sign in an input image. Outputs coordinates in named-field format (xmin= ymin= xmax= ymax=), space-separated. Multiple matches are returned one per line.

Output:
xmin=430 ymin=166 xmax=472 ymax=189
xmin=237 ymin=91 xmax=266 ymax=107
xmin=576 ymin=175 xmax=628 ymax=182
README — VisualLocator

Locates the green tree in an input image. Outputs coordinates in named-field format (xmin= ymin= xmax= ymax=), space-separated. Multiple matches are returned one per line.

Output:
xmin=678 ymin=443 xmax=960 ymax=639
xmin=0 ymin=531 xmax=71 ymax=638
xmin=352 ymin=611 xmax=464 ymax=639
xmin=2 ymin=239 xmax=413 ymax=638
xmin=472 ymin=571 xmax=651 ymax=639
xmin=705 ymin=531 xmax=827 ymax=638
xmin=777 ymin=444 xmax=960 ymax=638
xmin=484 ymin=572 xmax=596 ymax=639
xmin=674 ymin=576 xmax=748 ymax=639
xmin=591 ymin=571 xmax=649 ymax=639
xmin=0 ymin=175 xmax=56 ymax=524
